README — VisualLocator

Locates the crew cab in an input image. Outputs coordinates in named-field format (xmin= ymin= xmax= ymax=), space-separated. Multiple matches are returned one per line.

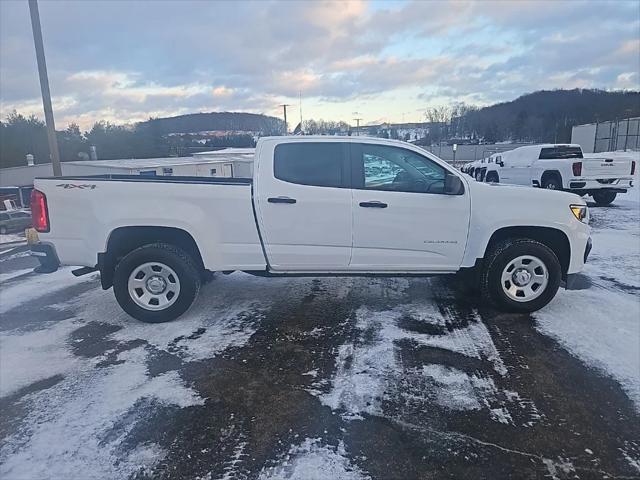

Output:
xmin=482 ymin=144 xmax=635 ymax=205
xmin=29 ymin=137 xmax=591 ymax=323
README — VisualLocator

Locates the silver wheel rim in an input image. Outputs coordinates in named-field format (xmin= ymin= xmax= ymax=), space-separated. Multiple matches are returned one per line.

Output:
xmin=128 ymin=262 xmax=180 ymax=311
xmin=500 ymin=255 xmax=549 ymax=303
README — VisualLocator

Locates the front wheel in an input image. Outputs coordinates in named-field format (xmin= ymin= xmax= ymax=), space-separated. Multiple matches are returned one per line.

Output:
xmin=592 ymin=190 xmax=617 ymax=206
xmin=113 ymin=243 xmax=201 ymax=323
xmin=480 ymin=238 xmax=561 ymax=313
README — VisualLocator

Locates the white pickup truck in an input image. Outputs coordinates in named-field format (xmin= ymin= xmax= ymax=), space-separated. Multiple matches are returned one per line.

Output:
xmin=30 ymin=137 xmax=591 ymax=322
xmin=482 ymin=144 xmax=635 ymax=205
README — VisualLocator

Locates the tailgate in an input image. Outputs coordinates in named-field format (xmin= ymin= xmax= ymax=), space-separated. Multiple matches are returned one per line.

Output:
xmin=581 ymin=156 xmax=633 ymax=177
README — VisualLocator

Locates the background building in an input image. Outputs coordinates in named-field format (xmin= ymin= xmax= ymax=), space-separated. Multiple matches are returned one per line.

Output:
xmin=0 ymin=149 xmax=255 ymax=207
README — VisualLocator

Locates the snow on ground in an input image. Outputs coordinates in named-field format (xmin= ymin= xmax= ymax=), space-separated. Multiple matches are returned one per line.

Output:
xmin=0 ymin=272 xmax=330 ymax=479
xmin=0 ymin=267 xmax=34 ymax=283
xmin=259 ymin=438 xmax=371 ymax=480
xmin=0 ymin=267 xmax=95 ymax=313
xmin=534 ymin=184 xmax=640 ymax=408
xmin=0 ymin=232 xmax=26 ymax=245
xmin=0 ymin=317 xmax=83 ymax=396
xmin=1 ymin=346 xmax=203 ymax=480
xmin=316 ymin=304 xmax=526 ymax=426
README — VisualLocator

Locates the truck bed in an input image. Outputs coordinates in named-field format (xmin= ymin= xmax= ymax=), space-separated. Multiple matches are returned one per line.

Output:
xmin=33 ymin=174 xmax=266 ymax=271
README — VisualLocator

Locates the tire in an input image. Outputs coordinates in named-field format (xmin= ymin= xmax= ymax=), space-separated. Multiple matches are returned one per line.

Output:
xmin=541 ymin=174 xmax=562 ymax=190
xmin=592 ymin=190 xmax=617 ymax=206
xmin=486 ymin=173 xmax=499 ymax=183
xmin=113 ymin=243 xmax=201 ymax=323
xmin=480 ymin=238 xmax=561 ymax=313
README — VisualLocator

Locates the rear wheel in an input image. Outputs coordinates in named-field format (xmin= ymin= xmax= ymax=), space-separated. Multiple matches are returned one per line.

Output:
xmin=592 ymin=190 xmax=617 ymax=206
xmin=485 ymin=172 xmax=499 ymax=183
xmin=113 ymin=243 xmax=201 ymax=323
xmin=480 ymin=238 xmax=561 ymax=312
xmin=541 ymin=174 xmax=562 ymax=190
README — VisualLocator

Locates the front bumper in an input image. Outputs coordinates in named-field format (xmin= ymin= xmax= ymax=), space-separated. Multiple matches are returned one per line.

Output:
xmin=584 ymin=237 xmax=592 ymax=264
xmin=565 ymin=237 xmax=592 ymax=290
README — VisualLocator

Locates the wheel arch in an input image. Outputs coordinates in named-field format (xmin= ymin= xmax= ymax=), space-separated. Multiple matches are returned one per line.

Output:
xmin=484 ymin=226 xmax=570 ymax=278
xmin=99 ymin=226 xmax=205 ymax=289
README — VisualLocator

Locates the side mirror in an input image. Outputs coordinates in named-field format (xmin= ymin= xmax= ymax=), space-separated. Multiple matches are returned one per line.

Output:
xmin=498 ymin=161 xmax=504 ymax=167
xmin=444 ymin=173 xmax=464 ymax=195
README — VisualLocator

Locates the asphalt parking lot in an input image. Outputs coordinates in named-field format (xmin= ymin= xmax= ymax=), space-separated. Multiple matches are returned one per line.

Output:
xmin=1 ymin=193 xmax=639 ymax=480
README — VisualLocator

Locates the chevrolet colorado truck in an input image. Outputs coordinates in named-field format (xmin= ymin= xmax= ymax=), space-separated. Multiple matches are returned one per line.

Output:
xmin=30 ymin=137 xmax=592 ymax=322
xmin=482 ymin=144 xmax=635 ymax=205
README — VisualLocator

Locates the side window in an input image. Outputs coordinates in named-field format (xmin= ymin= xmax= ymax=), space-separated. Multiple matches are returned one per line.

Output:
xmin=274 ymin=143 xmax=345 ymax=188
xmin=357 ymin=144 xmax=446 ymax=194
xmin=539 ymin=147 xmax=583 ymax=159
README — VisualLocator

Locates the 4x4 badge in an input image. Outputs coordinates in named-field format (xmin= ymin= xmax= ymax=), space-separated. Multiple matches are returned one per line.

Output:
xmin=56 ymin=184 xmax=97 ymax=189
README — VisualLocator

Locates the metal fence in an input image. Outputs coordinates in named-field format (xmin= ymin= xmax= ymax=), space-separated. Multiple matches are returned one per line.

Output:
xmin=594 ymin=117 xmax=640 ymax=153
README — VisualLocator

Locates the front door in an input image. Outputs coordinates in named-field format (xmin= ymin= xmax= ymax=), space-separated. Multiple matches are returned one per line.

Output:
xmin=255 ymin=141 xmax=352 ymax=271
xmin=350 ymin=143 xmax=470 ymax=271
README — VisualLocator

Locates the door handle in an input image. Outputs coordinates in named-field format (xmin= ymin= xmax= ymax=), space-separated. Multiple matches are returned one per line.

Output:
xmin=359 ymin=201 xmax=387 ymax=208
xmin=268 ymin=196 xmax=297 ymax=204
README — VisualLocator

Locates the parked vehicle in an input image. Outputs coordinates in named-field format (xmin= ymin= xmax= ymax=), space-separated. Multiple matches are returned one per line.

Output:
xmin=30 ymin=136 xmax=591 ymax=322
xmin=482 ymin=144 xmax=635 ymax=205
xmin=0 ymin=210 xmax=32 ymax=234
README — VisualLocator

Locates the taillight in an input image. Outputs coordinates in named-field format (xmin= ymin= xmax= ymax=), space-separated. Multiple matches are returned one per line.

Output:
xmin=632 ymin=161 xmax=636 ymax=176
xmin=30 ymin=189 xmax=49 ymax=232
xmin=572 ymin=162 xmax=582 ymax=176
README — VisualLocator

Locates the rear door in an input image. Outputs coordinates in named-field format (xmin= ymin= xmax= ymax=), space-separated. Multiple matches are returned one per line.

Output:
xmin=349 ymin=143 xmax=470 ymax=271
xmin=254 ymin=141 xmax=352 ymax=271
xmin=506 ymin=149 xmax=534 ymax=185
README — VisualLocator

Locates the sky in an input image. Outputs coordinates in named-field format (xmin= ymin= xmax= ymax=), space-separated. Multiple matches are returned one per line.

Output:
xmin=0 ymin=0 xmax=638 ymax=129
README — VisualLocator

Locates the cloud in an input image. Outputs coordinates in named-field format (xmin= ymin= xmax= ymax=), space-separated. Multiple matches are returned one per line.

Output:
xmin=0 ymin=0 xmax=637 ymax=128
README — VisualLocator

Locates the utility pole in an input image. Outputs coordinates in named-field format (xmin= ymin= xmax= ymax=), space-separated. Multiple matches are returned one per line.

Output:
xmin=353 ymin=118 xmax=362 ymax=136
xmin=28 ymin=0 xmax=61 ymax=176
xmin=299 ymin=91 xmax=303 ymax=133
xmin=280 ymin=104 xmax=291 ymax=135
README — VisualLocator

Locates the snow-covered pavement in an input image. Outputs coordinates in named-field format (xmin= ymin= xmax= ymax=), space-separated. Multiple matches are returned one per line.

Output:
xmin=0 ymin=188 xmax=639 ymax=480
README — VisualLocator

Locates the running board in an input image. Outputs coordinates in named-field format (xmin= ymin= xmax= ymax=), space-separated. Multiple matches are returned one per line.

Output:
xmin=72 ymin=266 xmax=98 ymax=277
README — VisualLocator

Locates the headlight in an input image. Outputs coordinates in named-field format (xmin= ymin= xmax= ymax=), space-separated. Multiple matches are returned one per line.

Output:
xmin=570 ymin=204 xmax=589 ymax=223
